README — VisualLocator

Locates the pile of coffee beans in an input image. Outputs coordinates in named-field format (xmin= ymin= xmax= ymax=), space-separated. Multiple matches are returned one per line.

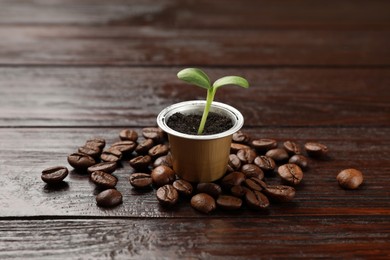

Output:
xmin=41 ymin=128 xmax=364 ymax=213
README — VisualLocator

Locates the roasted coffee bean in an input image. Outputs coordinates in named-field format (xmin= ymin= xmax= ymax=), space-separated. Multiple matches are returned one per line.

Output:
xmin=237 ymin=149 xmax=257 ymax=164
xmin=337 ymin=169 xmax=364 ymax=189
xmin=110 ymin=141 xmax=137 ymax=155
xmin=135 ymin=139 xmax=154 ymax=155
xmin=216 ymin=195 xmax=242 ymax=210
xmin=244 ymin=177 xmax=267 ymax=191
xmin=148 ymin=144 xmax=169 ymax=158
xmin=251 ymin=139 xmax=277 ymax=153
xmin=283 ymin=141 xmax=301 ymax=155
xmin=232 ymin=131 xmax=251 ymax=144
xmin=156 ymin=184 xmax=179 ymax=207
xmin=85 ymin=137 xmax=106 ymax=150
xmin=78 ymin=145 xmax=101 ymax=159
xmin=245 ymin=190 xmax=269 ymax=210
xmin=153 ymin=154 xmax=173 ymax=168
xmin=41 ymin=166 xmax=68 ymax=184
xmin=304 ymin=142 xmax=328 ymax=158
xmin=221 ymin=171 xmax=246 ymax=189
xmin=101 ymin=148 xmax=122 ymax=163
xmin=288 ymin=155 xmax=309 ymax=170
xmin=196 ymin=183 xmax=222 ymax=198
xmin=67 ymin=152 xmax=96 ymax=170
xmin=227 ymin=154 xmax=241 ymax=172
xmin=191 ymin=193 xmax=216 ymax=214
xmin=264 ymin=185 xmax=296 ymax=202
xmin=87 ymin=161 xmax=117 ymax=174
xmin=254 ymin=156 xmax=276 ymax=172
xmin=230 ymin=143 xmax=251 ymax=153
xmin=173 ymin=179 xmax=193 ymax=196
xmin=265 ymin=148 xmax=289 ymax=162
xmin=96 ymin=189 xmax=122 ymax=207
xmin=129 ymin=173 xmax=152 ymax=189
xmin=119 ymin=129 xmax=138 ymax=142
xmin=151 ymin=165 xmax=176 ymax=187
xmin=90 ymin=171 xmax=118 ymax=189
xmin=278 ymin=164 xmax=303 ymax=185
xmin=230 ymin=185 xmax=250 ymax=198
xmin=241 ymin=164 xmax=264 ymax=179
xmin=129 ymin=155 xmax=152 ymax=170
xmin=142 ymin=127 xmax=164 ymax=143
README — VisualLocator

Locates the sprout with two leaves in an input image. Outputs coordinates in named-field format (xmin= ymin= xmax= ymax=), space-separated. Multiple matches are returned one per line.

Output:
xmin=177 ymin=68 xmax=249 ymax=135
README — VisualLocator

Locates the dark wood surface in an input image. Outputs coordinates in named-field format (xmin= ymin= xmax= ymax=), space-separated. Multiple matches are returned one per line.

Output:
xmin=0 ymin=1 xmax=389 ymax=259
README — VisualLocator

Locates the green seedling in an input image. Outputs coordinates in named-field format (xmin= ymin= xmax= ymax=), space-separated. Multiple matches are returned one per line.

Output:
xmin=177 ymin=68 xmax=249 ymax=135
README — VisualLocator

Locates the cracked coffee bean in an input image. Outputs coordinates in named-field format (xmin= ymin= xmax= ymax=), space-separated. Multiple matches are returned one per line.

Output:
xmin=191 ymin=193 xmax=216 ymax=214
xmin=119 ymin=129 xmax=138 ymax=142
xmin=288 ymin=155 xmax=308 ymax=170
xmin=283 ymin=141 xmax=301 ymax=155
xmin=278 ymin=163 xmax=303 ymax=185
xmin=237 ymin=149 xmax=257 ymax=164
xmin=96 ymin=189 xmax=122 ymax=208
xmin=173 ymin=179 xmax=193 ymax=196
xmin=304 ymin=142 xmax=328 ymax=158
xmin=241 ymin=164 xmax=264 ymax=179
xmin=337 ymin=169 xmax=364 ymax=190
xmin=129 ymin=173 xmax=152 ymax=189
xmin=41 ymin=166 xmax=68 ymax=184
xmin=151 ymin=165 xmax=176 ymax=187
xmin=264 ymin=185 xmax=296 ymax=202
xmin=254 ymin=155 xmax=276 ymax=172
xmin=196 ymin=183 xmax=222 ymax=199
xmin=129 ymin=155 xmax=152 ymax=170
xmin=251 ymin=139 xmax=277 ymax=153
xmin=156 ymin=184 xmax=179 ymax=207
xmin=67 ymin=152 xmax=96 ymax=170
xmin=216 ymin=195 xmax=242 ymax=210
xmin=90 ymin=171 xmax=118 ymax=189
xmin=87 ymin=161 xmax=117 ymax=174
xmin=245 ymin=190 xmax=269 ymax=210
xmin=265 ymin=148 xmax=289 ymax=162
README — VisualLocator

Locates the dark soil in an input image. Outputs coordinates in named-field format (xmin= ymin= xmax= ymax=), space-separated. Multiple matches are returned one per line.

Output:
xmin=167 ymin=112 xmax=233 ymax=135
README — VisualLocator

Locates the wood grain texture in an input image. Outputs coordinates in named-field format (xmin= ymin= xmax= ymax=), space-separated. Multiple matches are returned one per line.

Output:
xmin=1 ymin=127 xmax=389 ymax=217
xmin=0 ymin=67 xmax=388 ymax=127
xmin=0 ymin=217 xmax=389 ymax=259
xmin=0 ymin=26 xmax=389 ymax=66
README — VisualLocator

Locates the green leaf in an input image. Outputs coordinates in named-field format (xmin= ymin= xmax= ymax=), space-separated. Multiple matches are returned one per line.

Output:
xmin=177 ymin=68 xmax=211 ymax=90
xmin=212 ymin=76 xmax=249 ymax=90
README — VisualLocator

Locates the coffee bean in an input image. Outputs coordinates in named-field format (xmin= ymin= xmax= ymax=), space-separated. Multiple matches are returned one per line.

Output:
xmin=230 ymin=143 xmax=251 ymax=153
xmin=241 ymin=164 xmax=264 ymax=179
xmin=237 ymin=149 xmax=257 ymax=164
xmin=119 ymin=129 xmax=138 ymax=142
xmin=216 ymin=195 xmax=242 ymax=210
xmin=278 ymin=164 xmax=304 ymax=185
xmin=87 ymin=161 xmax=117 ymax=174
xmin=129 ymin=155 xmax=152 ymax=170
xmin=227 ymin=154 xmax=241 ymax=172
xmin=96 ymin=189 xmax=122 ymax=207
xmin=153 ymin=154 xmax=173 ymax=168
xmin=86 ymin=137 xmax=106 ymax=150
xmin=110 ymin=141 xmax=137 ymax=155
xmin=196 ymin=183 xmax=222 ymax=198
xmin=90 ymin=171 xmax=118 ymax=189
xmin=230 ymin=185 xmax=250 ymax=198
xmin=129 ymin=173 xmax=152 ymax=189
xmin=283 ymin=141 xmax=301 ymax=155
xmin=288 ymin=155 xmax=309 ymax=170
xmin=101 ymin=148 xmax=122 ymax=163
xmin=264 ymin=185 xmax=296 ymax=202
xmin=135 ymin=139 xmax=154 ymax=155
xmin=304 ymin=142 xmax=328 ymax=158
xmin=232 ymin=131 xmax=250 ymax=144
xmin=148 ymin=144 xmax=169 ymax=158
xmin=191 ymin=193 xmax=216 ymax=214
xmin=142 ymin=127 xmax=164 ymax=143
xmin=221 ymin=171 xmax=246 ymax=189
xmin=78 ymin=145 xmax=101 ymax=159
xmin=173 ymin=179 xmax=193 ymax=196
xmin=245 ymin=190 xmax=269 ymax=210
xmin=41 ymin=166 xmax=68 ymax=184
xmin=337 ymin=169 xmax=364 ymax=189
xmin=244 ymin=177 xmax=266 ymax=192
xmin=254 ymin=156 xmax=276 ymax=172
xmin=251 ymin=139 xmax=277 ymax=153
xmin=156 ymin=184 xmax=179 ymax=207
xmin=151 ymin=165 xmax=176 ymax=187
xmin=265 ymin=148 xmax=289 ymax=162
xmin=67 ymin=152 xmax=96 ymax=170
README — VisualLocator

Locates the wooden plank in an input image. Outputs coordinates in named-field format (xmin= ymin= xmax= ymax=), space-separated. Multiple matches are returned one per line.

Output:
xmin=0 ymin=127 xmax=389 ymax=218
xmin=0 ymin=26 xmax=389 ymax=66
xmin=0 ymin=67 xmax=388 ymax=127
xmin=0 ymin=217 xmax=389 ymax=259
xmin=0 ymin=0 xmax=389 ymax=30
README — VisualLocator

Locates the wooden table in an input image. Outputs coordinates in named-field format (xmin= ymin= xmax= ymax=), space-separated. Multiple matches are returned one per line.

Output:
xmin=1 ymin=1 xmax=389 ymax=259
